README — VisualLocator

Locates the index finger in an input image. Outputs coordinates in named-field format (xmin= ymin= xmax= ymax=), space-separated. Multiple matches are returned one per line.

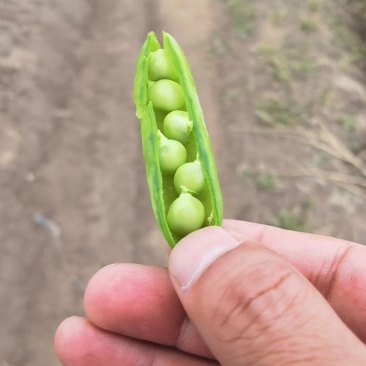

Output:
xmin=224 ymin=219 xmax=366 ymax=343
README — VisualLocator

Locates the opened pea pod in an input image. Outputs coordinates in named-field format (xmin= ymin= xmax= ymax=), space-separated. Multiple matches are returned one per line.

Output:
xmin=134 ymin=31 xmax=223 ymax=248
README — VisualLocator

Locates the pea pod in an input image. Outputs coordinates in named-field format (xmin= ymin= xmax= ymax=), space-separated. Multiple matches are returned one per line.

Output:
xmin=134 ymin=31 xmax=223 ymax=248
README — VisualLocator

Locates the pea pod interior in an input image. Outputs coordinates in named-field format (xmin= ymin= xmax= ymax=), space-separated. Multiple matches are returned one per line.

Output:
xmin=134 ymin=31 xmax=223 ymax=248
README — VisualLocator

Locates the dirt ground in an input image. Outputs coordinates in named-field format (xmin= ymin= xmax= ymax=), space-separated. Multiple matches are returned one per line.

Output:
xmin=1 ymin=0 xmax=365 ymax=365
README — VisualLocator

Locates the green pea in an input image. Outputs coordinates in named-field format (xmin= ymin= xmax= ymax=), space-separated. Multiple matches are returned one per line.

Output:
xmin=159 ymin=136 xmax=187 ymax=174
xmin=149 ymin=49 xmax=179 ymax=82
xmin=174 ymin=161 xmax=205 ymax=194
xmin=167 ymin=193 xmax=205 ymax=236
xmin=148 ymin=79 xmax=185 ymax=112
xmin=163 ymin=111 xmax=192 ymax=144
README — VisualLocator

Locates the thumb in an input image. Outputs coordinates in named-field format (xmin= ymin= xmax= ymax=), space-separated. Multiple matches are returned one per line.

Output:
xmin=169 ymin=227 xmax=366 ymax=366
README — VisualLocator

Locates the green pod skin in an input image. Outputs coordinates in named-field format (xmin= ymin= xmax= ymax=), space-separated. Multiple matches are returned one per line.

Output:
xmin=134 ymin=32 xmax=223 ymax=248
xmin=163 ymin=111 xmax=193 ymax=144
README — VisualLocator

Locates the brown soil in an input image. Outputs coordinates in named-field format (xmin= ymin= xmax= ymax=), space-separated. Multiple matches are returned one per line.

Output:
xmin=0 ymin=0 xmax=365 ymax=365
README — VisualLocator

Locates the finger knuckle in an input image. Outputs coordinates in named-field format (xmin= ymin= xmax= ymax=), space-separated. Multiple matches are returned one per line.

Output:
xmin=211 ymin=260 xmax=306 ymax=345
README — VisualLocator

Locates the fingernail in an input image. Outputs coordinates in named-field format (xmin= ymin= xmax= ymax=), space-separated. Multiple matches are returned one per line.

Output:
xmin=169 ymin=227 xmax=247 ymax=291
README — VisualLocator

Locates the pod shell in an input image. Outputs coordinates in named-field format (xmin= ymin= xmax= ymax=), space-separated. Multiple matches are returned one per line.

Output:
xmin=134 ymin=32 xmax=223 ymax=247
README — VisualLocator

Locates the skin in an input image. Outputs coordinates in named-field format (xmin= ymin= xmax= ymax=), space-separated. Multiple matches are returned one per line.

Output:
xmin=55 ymin=219 xmax=366 ymax=365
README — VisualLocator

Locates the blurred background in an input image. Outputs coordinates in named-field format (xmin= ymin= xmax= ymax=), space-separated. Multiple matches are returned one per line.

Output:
xmin=0 ymin=0 xmax=365 ymax=364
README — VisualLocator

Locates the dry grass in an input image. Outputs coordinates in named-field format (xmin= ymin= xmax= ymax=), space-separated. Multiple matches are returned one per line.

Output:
xmin=232 ymin=120 xmax=366 ymax=199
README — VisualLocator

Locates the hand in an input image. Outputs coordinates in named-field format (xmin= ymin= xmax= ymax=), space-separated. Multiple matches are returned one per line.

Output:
xmin=55 ymin=220 xmax=366 ymax=365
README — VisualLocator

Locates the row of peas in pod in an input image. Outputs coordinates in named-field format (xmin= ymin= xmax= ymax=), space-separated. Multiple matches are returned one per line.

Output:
xmin=148 ymin=49 xmax=206 ymax=237
xmin=134 ymin=32 xmax=223 ymax=248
